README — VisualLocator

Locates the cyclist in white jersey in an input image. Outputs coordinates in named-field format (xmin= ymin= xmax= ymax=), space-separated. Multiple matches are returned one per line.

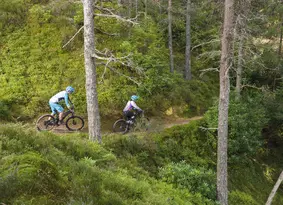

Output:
xmin=49 ymin=86 xmax=74 ymax=125
xmin=123 ymin=95 xmax=143 ymax=121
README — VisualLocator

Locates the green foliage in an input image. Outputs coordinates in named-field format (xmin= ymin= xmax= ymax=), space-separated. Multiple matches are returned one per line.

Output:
xmin=0 ymin=152 xmax=67 ymax=202
xmin=158 ymin=161 xmax=216 ymax=200
xmin=0 ymin=0 xmax=220 ymax=120
xmin=204 ymin=93 xmax=268 ymax=162
xmin=104 ymin=119 xmax=216 ymax=177
xmin=229 ymin=191 xmax=257 ymax=205
xmin=0 ymin=124 xmax=216 ymax=205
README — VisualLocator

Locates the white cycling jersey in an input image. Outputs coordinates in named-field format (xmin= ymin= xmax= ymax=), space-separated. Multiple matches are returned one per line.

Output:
xmin=123 ymin=100 xmax=141 ymax=112
xmin=49 ymin=91 xmax=71 ymax=107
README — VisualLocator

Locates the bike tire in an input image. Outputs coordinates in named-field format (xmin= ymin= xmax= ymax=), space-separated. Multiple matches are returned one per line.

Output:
xmin=134 ymin=117 xmax=150 ymax=132
xmin=36 ymin=114 xmax=56 ymax=131
xmin=66 ymin=116 xmax=85 ymax=131
xmin=113 ymin=119 xmax=129 ymax=134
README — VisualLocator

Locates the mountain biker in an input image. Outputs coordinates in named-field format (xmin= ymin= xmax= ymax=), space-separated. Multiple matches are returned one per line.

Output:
xmin=49 ymin=86 xmax=75 ymax=125
xmin=123 ymin=95 xmax=143 ymax=122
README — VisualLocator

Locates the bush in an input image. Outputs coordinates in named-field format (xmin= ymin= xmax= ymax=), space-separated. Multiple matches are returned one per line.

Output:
xmin=158 ymin=161 xmax=216 ymax=200
xmin=229 ymin=190 xmax=257 ymax=205
xmin=0 ymin=152 xmax=68 ymax=203
xmin=204 ymin=93 xmax=268 ymax=162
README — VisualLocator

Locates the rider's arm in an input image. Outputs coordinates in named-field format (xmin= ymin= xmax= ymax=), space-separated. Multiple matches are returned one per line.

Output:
xmin=131 ymin=101 xmax=142 ymax=111
xmin=64 ymin=93 xmax=71 ymax=109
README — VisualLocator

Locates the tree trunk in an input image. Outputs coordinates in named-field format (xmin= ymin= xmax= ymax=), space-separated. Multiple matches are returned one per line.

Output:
xmin=83 ymin=0 xmax=102 ymax=143
xmin=235 ymin=21 xmax=244 ymax=100
xmin=217 ymin=0 xmax=234 ymax=204
xmin=128 ymin=0 xmax=132 ymax=17
xmin=135 ymin=0 xmax=138 ymax=16
xmin=168 ymin=0 xmax=174 ymax=73
xmin=235 ymin=0 xmax=250 ymax=100
xmin=185 ymin=0 xmax=192 ymax=80
xmin=144 ymin=0 xmax=148 ymax=17
xmin=266 ymin=170 xmax=283 ymax=205
xmin=279 ymin=20 xmax=283 ymax=58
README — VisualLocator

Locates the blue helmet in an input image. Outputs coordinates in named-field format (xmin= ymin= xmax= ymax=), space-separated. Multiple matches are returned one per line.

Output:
xmin=66 ymin=86 xmax=75 ymax=93
xmin=131 ymin=95 xmax=139 ymax=101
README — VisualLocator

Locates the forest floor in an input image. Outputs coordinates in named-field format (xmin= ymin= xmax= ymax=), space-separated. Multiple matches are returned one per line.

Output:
xmin=51 ymin=115 xmax=203 ymax=134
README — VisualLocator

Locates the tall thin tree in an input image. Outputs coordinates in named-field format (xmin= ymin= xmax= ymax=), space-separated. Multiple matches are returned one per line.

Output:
xmin=235 ymin=0 xmax=250 ymax=100
xmin=217 ymin=0 xmax=234 ymax=204
xmin=83 ymin=0 xmax=102 ymax=143
xmin=168 ymin=0 xmax=174 ymax=72
xmin=279 ymin=19 xmax=283 ymax=58
xmin=185 ymin=0 xmax=192 ymax=80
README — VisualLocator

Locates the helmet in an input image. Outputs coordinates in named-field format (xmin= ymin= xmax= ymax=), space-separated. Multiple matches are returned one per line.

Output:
xmin=66 ymin=86 xmax=75 ymax=93
xmin=131 ymin=95 xmax=139 ymax=101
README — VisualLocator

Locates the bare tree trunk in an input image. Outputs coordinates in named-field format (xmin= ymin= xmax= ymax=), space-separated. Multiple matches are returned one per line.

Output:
xmin=217 ymin=0 xmax=234 ymax=204
xmin=235 ymin=21 xmax=244 ymax=100
xmin=235 ymin=0 xmax=250 ymax=100
xmin=279 ymin=20 xmax=283 ymax=58
xmin=266 ymin=170 xmax=283 ymax=205
xmin=135 ymin=0 xmax=138 ymax=15
xmin=83 ymin=0 xmax=102 ymax=143
xmin=128 ymin=0 xmax=132 ymax=17
xmin=144 ymin=0 xmax=147 ymax=17
xmin=159 ymin=0 xmax=162 ymax=14
xmin=168 ymin=0 xmax=174 ymax=73
xmin=185 ymin=0 xmax=192 ymax=80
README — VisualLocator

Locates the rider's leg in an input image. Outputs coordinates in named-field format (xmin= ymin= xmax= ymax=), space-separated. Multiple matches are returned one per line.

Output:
xmin=123 ymin=111 xmax=134 ymax=120
xmin=50 ymin=102 xmax=64 ymax=124
xmin=58 ymin=112 xmax=64 ymax=122
xmin=48 ymin=102 xmax=57 ymax=120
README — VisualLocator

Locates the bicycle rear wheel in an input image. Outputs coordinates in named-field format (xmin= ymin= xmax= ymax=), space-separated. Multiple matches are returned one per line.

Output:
xmin=113 ymin=119 xmax=129 ymax=134
xmin=66 ymin=116 xmax=84 ymax=131
xmin=36 ymin=114 xmax=56 ymax=131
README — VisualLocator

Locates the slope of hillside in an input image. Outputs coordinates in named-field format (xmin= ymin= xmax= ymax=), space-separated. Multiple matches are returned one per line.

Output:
xmin=1 ymin=121 xmax=283 ymax=204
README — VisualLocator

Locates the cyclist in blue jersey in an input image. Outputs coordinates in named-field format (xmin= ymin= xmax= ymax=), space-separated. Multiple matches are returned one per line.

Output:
xmin=123 ymin=95 xmax=143 ymax=122
xmin=49 ymin=86 xmax=75 ymax=125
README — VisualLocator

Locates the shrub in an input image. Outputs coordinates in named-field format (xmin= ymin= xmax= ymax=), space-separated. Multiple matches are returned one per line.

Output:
xmin=158 ymin=161 xmax=216 ymax=200
xmin=229 ymin=190 xmax=257 ymax=205
xmin=0 ymin=152 xmax=68 ymax=203
xmin=204 ymin=93 xmax=268 ymax=162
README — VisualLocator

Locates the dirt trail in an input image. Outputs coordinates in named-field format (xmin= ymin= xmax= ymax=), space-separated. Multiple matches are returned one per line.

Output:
xmin=163 ymin=116 xmax=203 ymax=129
xmin=51 ymin=116 xmax=203 ymax=134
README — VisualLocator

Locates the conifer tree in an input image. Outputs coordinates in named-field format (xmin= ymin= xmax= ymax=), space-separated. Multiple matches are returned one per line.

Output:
xmin=83 ymin=0 xmax=101 ymax=143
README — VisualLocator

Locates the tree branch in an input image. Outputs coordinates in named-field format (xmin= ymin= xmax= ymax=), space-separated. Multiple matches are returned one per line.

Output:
xmin=199 ymin=67 xmax=219 ymax=78
xmin=95 ymin=7 xmax=139 ymax=25
xmin=191 ymin=39 xmax=220 ymax=51
xmin=62 ymin=26 xmax=84 ymax=48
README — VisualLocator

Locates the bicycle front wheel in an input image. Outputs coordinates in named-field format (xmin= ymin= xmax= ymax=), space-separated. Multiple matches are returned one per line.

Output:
xmin=66 ymin=116 xmax=84 ymax=131
xmin=134 ymin=117 xmax=150 ymax=132
xmin=36 ymin=114 xmax=56 ymax=131
xmin=113 ymin=119 xmax=129 ymax=134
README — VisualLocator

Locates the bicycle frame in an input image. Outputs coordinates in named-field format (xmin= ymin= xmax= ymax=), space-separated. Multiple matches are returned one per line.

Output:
xmin=53 ymin=110 xmax=74 ymax=124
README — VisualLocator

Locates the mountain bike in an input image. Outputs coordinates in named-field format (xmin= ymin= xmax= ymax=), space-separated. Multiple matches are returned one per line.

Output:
xmin=36 ymin=108 xmax=84 ymax=131
xmin=113 ymin=112 xmax=150 ymax=134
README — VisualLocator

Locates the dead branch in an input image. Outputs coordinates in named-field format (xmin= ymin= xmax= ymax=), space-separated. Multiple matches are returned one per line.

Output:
xmin=95 ymin=27 xmax=119 ymax=36
xmin=62 ymin=26 xmax=84 ymax=48
xmin=199 ymin=126 xmax=218 ymax=131
xmin=93 ymin=49 xmax=147 ymax=86
xmin=191 ymin=39 xmax=220 ymax=51
xmin=95 ymin=7 xmax=139 ymax=25
xmin=99 ymin=62 xmax=142 ymax=86
xmin=199 ymin=67 xmax=219 ymax=78
xmin=241 ymin=84 xmax=266 ymax=91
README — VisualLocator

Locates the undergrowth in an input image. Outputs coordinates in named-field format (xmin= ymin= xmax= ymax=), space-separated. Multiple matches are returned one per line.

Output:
xmin=1 ymin=121 xmax=283 ymax=204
